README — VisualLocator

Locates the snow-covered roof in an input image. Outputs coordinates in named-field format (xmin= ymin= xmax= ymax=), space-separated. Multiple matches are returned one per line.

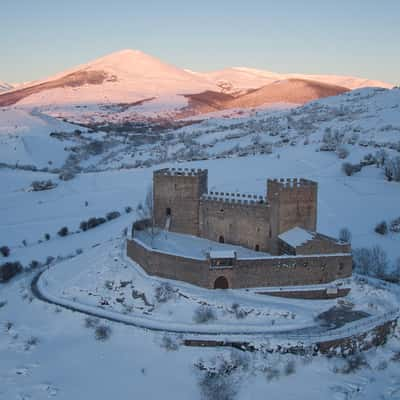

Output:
xmin=209 ymin=250 xmax=236 ymax=259
xmin=278 ymin=227 xmax=315 ymax=247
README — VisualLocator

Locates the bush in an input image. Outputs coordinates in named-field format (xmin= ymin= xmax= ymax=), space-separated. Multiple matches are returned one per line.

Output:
xmin=155 ymin=282 xmax=175 ymax=303
xmin=80 ymin=221 xmax=88 ymax=231
xmin=193 ymin=305 xmax=217 ymax=323
xmin=95 ymin=325 xmax=112 ymax=341
xmin=389 ymin=217 xmax=400 ymax=233
xmin=0 ymin=262 xmax=23 ymax=282
xmin=339 ymin=228 xmax=352 ymax=243
xmin=57 ymin=227 xmax=69 ymax=237
xmin=231 ymin=303 xmax=247 ymax=319
xmin=384 ymin=156 xmax=400 ymax=182
xmin=84 ymin=316 xmax=100 ymax=328
xmin=87 ymin=217 xmax=106 ymax=229
xmin=160 ymin=334 xmax=180 ymax=351
xmin=30 ymin=180 xmax=56 ymax=191
xmin=342 ymin=162 xmax=362 ymax=176
xmin=336 ymin=146 xmax=349 ymax=159
xmin=375 ymin=221 xmax=388 ymax=235
xmin=125 ymin=206 xmax=133 ymax=214
xmin=106 ymin=211 xmax=121 ymax=221
xmin=0 ymin=246 xmax=10 ymax=257
xmin=44 ymin=233 xmax=50 ymax=241
xmin=29 ymin=260 xmax=40 ymax=269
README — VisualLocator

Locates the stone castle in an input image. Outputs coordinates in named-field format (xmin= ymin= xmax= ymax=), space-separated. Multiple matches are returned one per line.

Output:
xmin=127 ymin=167 xmax=352 ymax=297
xmin=153 ymin=168 xmax=317 ymax=255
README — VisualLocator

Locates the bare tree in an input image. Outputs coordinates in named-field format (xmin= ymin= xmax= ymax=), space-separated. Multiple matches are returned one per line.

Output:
xmin=136 ymin=186 xmax=156 ymax=241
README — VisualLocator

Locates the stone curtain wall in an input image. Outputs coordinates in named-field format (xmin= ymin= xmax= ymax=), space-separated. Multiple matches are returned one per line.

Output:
xmin=199 ymin=199 xmax=271 ymax=252
xmin=127 ymin=238 xmax=352 ymax=291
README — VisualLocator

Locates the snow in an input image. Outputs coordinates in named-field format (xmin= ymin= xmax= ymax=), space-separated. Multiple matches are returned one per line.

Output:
xmin=209 ymin=250 xmax=236 ymax=259
xmin=279 ymin=227 xmax=316 ymax=247
xmin=0 ymin=108 xmax=83 ymax=168
xmin=1 ymin=83 xmax=400 ymax=400
xmin=134 ymin=229 xmax=268 ymax=259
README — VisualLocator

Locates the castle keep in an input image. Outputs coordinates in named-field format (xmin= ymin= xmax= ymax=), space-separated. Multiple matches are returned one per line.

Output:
xmin=128 ymin=167 xmax=352 ymax=297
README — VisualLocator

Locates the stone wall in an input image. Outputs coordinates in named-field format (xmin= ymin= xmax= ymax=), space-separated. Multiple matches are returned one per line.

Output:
xmin=127 ymin=239 xmax=210 ymax=286
xmin=127 ymin=238 xmax=352 ymax=292
xmin=199 ymin=199 xmax=271 ymax=252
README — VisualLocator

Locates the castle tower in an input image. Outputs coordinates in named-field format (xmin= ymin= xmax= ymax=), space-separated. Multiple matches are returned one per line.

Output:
xmin=267 ymin=178 xmax=318 ymax=254
xmin=153 ymin=168 xmax=208 ymax=236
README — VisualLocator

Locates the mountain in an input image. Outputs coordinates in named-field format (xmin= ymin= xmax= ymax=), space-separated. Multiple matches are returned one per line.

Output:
xmin=195 ymin=67 xmax=393 ymax=91
xmin=0 ymin=81 xmax=13 ymax=93
xmin=0 ymin=49 xmax=393 ymax=120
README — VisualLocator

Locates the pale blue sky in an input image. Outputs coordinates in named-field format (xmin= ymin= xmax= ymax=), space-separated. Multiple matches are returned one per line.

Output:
xmin=1 ymin=0 xmax=399 ymax=84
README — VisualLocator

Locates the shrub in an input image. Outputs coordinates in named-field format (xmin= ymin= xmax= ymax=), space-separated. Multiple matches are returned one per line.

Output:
xmin=0 ymin=262 xmax=23 ymax=282
xmin=155 ymin=282 xmax=175 ymax=303
xmin=342 ymin=162 xmax=362 ymax=176
xmin=44 ymin=233 xmax=50 ymax=241
xmin=0 ymin=246 xmax=10 ymax=257
xmin=125 ymin=206 xmax=133 ymax=214
xmin=339 ymin=228 xmax=352 ymax=243
xmin=384 ymin=156 xmax=400 ymax=182
xmin=231 ymin=303 xmax=247 ymax=319
xmin=84 ymin=316 xmax=100 ymax=328
xmin=160 ymin=334 xmax=180 ymax=351
xmin=57 ymin=227 xmax=69 ymax=237
xmin=375 ymin=221 xmax=388 ymax=235
xmin=95 ymin=325 xmax=112 ymax=341
xmin=29 ymin=260 xmax=40 ymax=269
xmin=193 ymin=305 xmax=216 ymax=323
xmin=80 ymin=221 xmax=88 ymax=231
xmin=87 ymin=217 xmax=106 ymax=229
xmin=389 ymin=217 xmax=400 ymax=233
xmin=45 ymin=256 xmax=55 ymax=266
xmin=106 ymin=211 xmax=121 ymax=221
xmin=30 ymin=180 xmax=56 ymax=191
xmin=336 ymin=146 xmax=349 ymax=159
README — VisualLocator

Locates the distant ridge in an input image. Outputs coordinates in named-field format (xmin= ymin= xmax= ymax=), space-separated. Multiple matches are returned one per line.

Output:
xmin=0 ymin=49 xmax=392 ymax=114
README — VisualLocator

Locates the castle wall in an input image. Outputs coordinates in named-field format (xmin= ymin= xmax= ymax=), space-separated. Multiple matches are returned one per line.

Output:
xmin=127 ymin=239 xmax=210 ymax=287
xmin=153 ymin=168 xmax=207 ymax=236
xmin=127 ymin=238 xmax=352 ymax=291
xmin=199 ymin=199 xmax=271 ymax=252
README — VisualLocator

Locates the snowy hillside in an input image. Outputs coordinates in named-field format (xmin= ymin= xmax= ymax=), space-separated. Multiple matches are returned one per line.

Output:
xmin=0 ymin=108 xmax=86 ymax=168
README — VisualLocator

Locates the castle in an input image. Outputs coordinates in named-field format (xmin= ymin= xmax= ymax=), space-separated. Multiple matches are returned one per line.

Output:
xmin=127 ymin=167 xmax=352 ymax=297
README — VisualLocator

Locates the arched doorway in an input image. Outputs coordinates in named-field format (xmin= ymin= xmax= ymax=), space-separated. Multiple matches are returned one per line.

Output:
xmin=218 ymin=235 xmax=225 ymax=243
xmin=166 ymin=207 xmax=171 ymax=216
xmin=214 ymin=276 xmax=229 ymax=289
xmin=255 ymin=244 xmax=260 ymax=252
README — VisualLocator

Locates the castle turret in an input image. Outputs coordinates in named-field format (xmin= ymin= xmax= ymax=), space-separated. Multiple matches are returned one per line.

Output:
xmin=267 ymin=178 xmax=317 ymax=254
xmin=153 ymin=168 xmax=208 ymax=236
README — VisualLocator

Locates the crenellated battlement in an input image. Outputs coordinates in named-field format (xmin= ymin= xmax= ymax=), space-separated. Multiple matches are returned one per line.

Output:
xmin=201 ymin=191 xmax=267 ymax=206
xmin=267 ymin=178 xmax=317 ymax=191
xmin=154 ymin=167 xmax=208 ymax=178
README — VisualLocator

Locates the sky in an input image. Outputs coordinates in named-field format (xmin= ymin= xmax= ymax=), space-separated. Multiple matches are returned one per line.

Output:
xmin=1 ymin=0 xmax=399 ymax=84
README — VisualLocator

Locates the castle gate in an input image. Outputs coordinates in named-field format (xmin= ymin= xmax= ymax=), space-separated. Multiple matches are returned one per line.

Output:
xmin=214 ymin=276 xmax=229 ymax=289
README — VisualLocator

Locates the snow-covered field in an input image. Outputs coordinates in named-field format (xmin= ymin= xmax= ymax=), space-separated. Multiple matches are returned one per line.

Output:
xmin=1 ymin=86 xmax=400 ymax=399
